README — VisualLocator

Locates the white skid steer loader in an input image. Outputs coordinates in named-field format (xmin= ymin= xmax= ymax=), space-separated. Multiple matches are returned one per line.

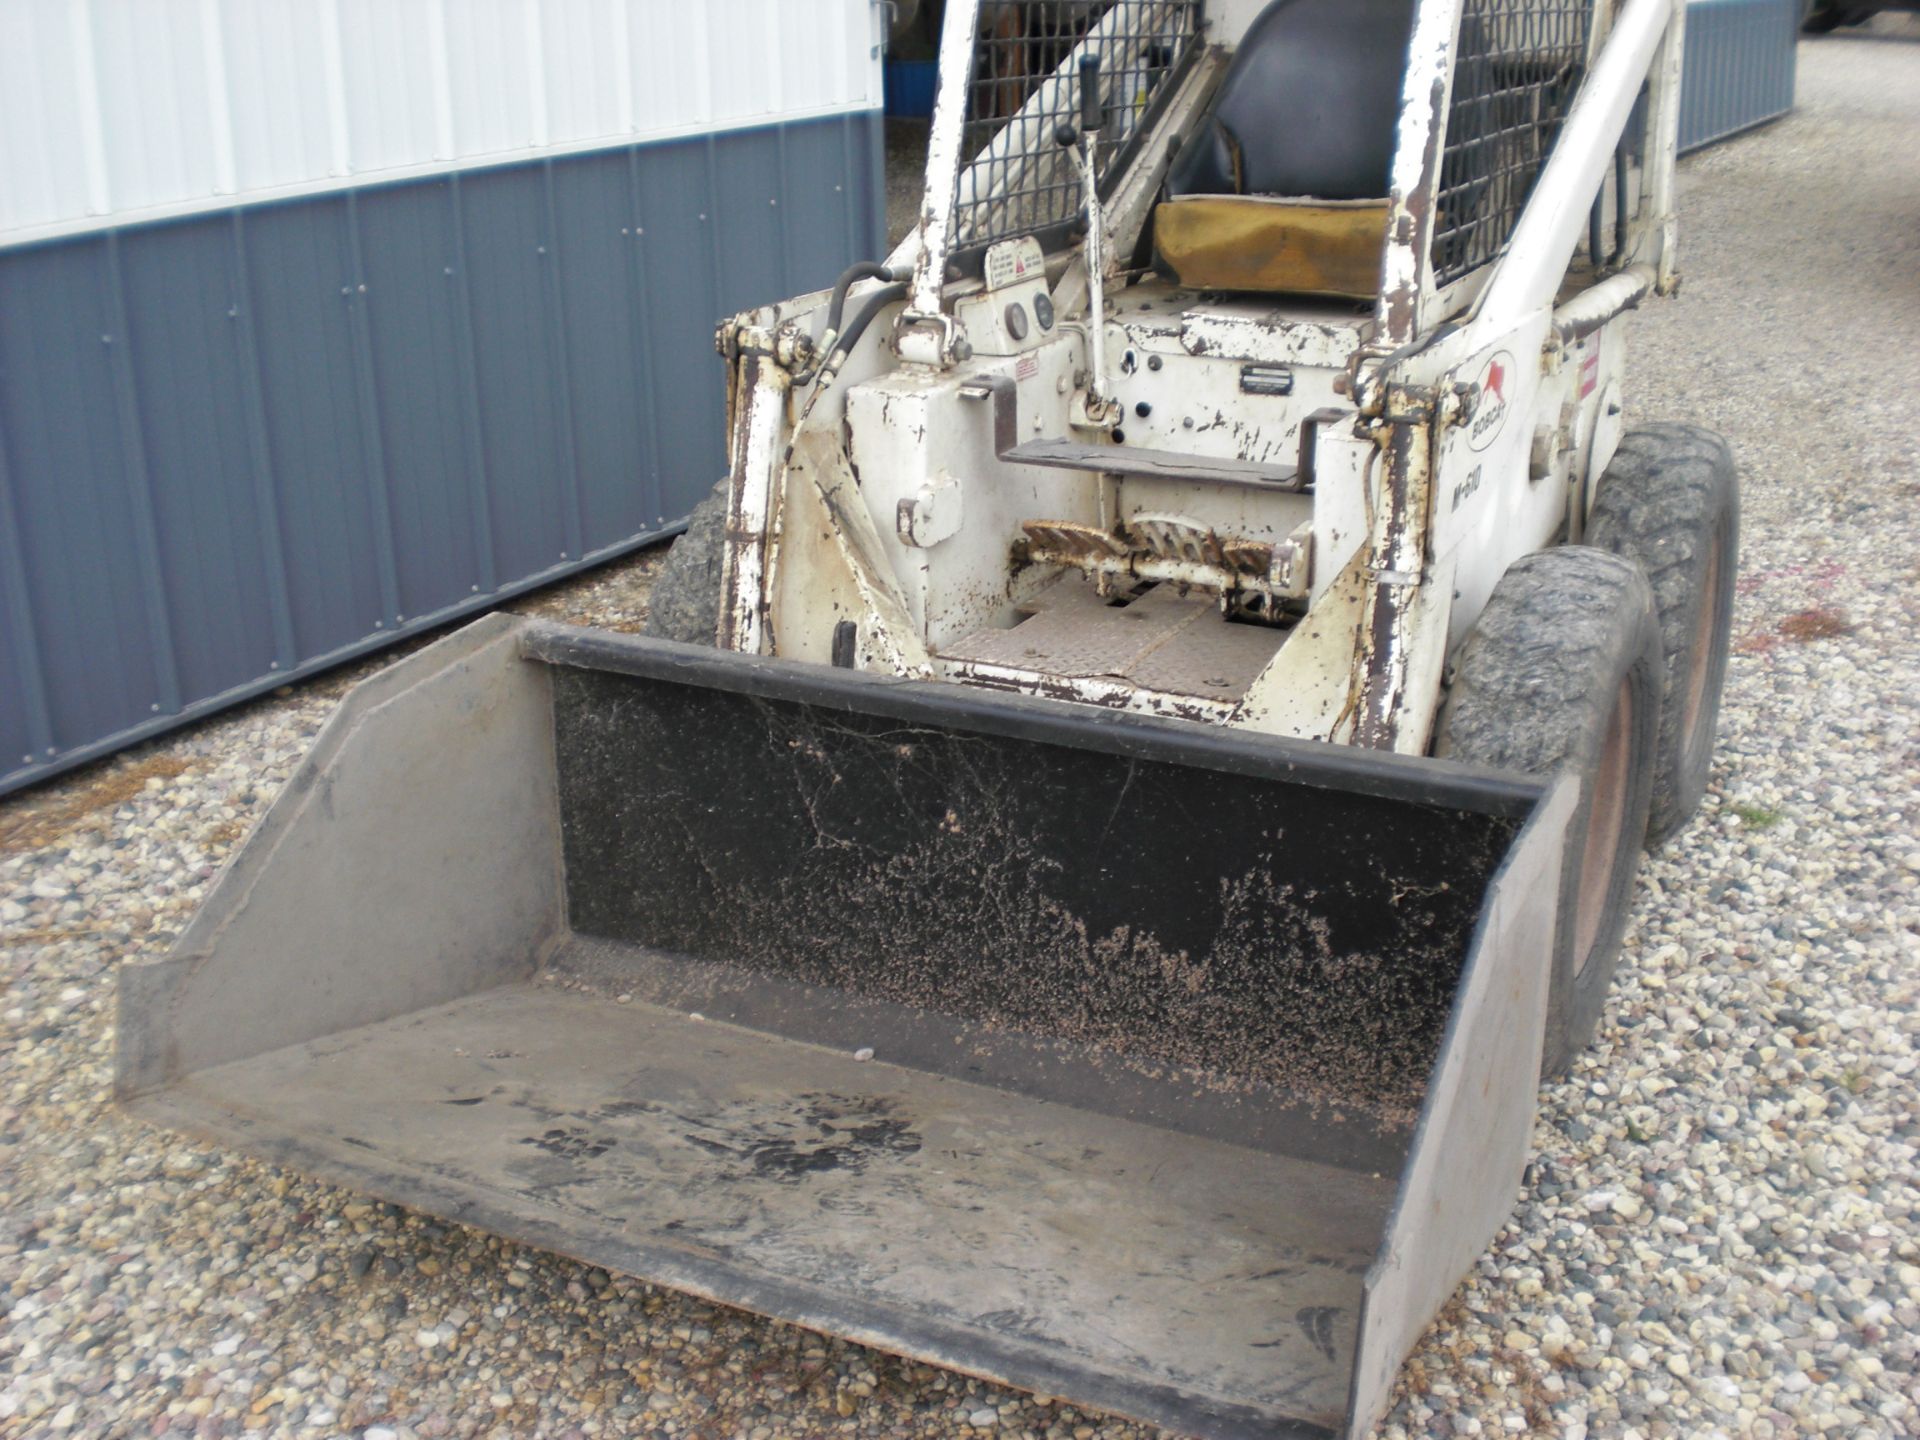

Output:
xmin=121 ymin=3 xmax=1737 ymax=1437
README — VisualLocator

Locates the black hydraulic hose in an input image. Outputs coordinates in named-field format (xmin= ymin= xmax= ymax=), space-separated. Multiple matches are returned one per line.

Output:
xmin=831 ymin=281 xmax=910 ymax=364
xmin=1589 ymin=192 xmax=1605 ymax=271
xmin=792 ymin=279 xmax=912 ymax=431
xmin=826 ymin=261 xmax=909 ymax=341
xmin=1612 ymin=144 xmax=1630 ymax=264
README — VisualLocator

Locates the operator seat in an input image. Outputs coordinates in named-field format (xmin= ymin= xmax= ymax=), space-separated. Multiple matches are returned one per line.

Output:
xmin=1155 ymin=0 xmax=1418 ymax=298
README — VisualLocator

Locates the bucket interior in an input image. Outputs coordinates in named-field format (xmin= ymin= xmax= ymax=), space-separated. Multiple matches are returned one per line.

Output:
xmin=544 ymin=652 xmax=1524 ymax=1155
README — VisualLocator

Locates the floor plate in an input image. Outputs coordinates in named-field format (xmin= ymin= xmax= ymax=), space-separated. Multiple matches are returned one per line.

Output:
xmin=942 ymin=581 xmax=1285 ymax=703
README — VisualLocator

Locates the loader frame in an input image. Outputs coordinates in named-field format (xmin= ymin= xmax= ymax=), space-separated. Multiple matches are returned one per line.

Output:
xmin=711 ymin=0 xmax=1688 ymax=754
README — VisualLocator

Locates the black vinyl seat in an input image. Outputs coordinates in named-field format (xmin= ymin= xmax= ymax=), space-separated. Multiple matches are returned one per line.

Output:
xmin=1166 ymin=0 xmax=1418 ymax=203
xmin=1154 ymin=0 xmax=1418 ymax=298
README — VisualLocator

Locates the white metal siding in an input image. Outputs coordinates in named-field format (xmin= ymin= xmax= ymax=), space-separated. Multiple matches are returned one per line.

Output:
xmin=0 ymin=0 xmax=884 ymax=244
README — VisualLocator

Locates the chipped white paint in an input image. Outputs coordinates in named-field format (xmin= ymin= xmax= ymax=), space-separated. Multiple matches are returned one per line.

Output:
xmin=1376 ymin=0 xmax=1467 ymax=349
xmin=896 ymin=475 xmax=965 ymax=549
xmin=789 ymin=430 xmax=936 ymax=677
xmin=1071 ymin=130 xmax=1118 ymax=420
xmin=1231 ymin=547 xmax=1374 ymax=739
xmin=938 ymin=659 xmax=1239 ymax=725
xmin=1638 ymin=0 xmax=1690 ymax=289
xmin=1178 ymin=311 xmax=1367 ymax=371
xmin=904 ymin=0 xmax=982 ymax=330
xmin=720 ymin=362 xmax=793 ymax=655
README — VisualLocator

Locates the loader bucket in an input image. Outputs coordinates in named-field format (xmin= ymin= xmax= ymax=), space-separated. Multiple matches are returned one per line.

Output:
xmin=119 ymin=614 xmax=1574 ymax=1440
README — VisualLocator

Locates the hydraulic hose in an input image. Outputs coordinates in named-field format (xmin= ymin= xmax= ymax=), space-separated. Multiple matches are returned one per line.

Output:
xmin=824 ymin=261 xmax=912 ymax=349
xmin=1612 ymin=144 xmax=1630 ymax=264
xmin=791 ymin=280 xmax=912 ymax=436
xmin=831 ymin=281 xmax=910 ymax=366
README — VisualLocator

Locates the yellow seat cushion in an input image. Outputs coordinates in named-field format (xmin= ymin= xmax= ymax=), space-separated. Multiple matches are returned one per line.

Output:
xmin=1154 ymin=195 xmax=1389 ymax=299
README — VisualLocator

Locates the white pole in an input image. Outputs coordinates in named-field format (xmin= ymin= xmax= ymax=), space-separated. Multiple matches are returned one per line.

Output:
xmin=906 ymin=0 xmax=982 ymax=321
xmin=1079 ymin=134 xmax=1108 ymax=406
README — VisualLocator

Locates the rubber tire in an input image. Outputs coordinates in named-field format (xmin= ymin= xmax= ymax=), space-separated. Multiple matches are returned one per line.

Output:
xmin=642 ymin=479 xmax=729 ymax=646
xmin=1436 ymin=548 xmax=1663 ymax=1078
xmin=1800 ymin=4 xmax=1848 ymax=31
xmin=1585 ymin=424 xmax=1739 ymax=845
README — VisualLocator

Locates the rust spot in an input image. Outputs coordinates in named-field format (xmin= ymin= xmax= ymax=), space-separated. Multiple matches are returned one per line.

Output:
xmin=1776 ymin=607 xmax=1854 ymax=643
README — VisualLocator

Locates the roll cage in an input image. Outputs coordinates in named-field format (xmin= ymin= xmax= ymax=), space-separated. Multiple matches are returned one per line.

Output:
xmin=893 ymin=0 xmax=1686 ymax=368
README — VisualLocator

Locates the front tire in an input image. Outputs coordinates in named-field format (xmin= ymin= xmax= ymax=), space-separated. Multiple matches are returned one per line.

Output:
xmin=1437 ymin=548 xmax=1664 ymax=1077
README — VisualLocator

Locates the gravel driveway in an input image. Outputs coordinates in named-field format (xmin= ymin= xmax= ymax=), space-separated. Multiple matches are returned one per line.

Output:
xmin=5 ymin=27 xmax=1919 ymax=1440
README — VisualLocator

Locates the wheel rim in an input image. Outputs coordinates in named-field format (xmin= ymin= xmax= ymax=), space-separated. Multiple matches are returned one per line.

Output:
xmin=1574 ymin=679 xmax=1633 ymax=974
xmin=1681 ymin=534 xmax=1722 ymax=752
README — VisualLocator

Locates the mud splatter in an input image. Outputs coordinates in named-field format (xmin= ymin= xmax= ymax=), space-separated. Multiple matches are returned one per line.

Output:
xmin=1297 ymin=1305 xmax=1342 ymax=1364
xmin=674 ymin=1094 xmax=921 ymax=1183
xmin=524 ymin=1128 xmax=613 ymax=1160
xmin=549 ymin=667 xmax=1520 ymax=1126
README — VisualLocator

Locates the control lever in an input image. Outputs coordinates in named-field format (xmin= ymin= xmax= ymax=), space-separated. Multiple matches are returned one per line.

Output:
xmin=1059 ymin=54 xmax=1120 ymax=429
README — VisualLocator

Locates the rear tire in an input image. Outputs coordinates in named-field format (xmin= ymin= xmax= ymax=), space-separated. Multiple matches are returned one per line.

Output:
xmin=1437 ymin=548 xmax=1663 ymax=1077
xmin=642 ymin=479 xmax=730 ymax=646
xmin=1585 ymin=424 xmax=1739 ymax=844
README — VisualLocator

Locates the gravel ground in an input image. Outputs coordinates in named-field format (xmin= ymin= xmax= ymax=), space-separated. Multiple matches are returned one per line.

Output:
xmin=6 ymin=26 xmax=1920 ymax=1440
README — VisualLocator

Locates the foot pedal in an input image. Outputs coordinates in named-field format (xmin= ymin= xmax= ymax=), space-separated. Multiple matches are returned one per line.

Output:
xmin=1020 ymin=520 xmax=1129 ymax=560
xmin=1125 ymin=512 xmax=1224 ymax=568
xmin=1019 ymin=513 xmax=1311 ymax=617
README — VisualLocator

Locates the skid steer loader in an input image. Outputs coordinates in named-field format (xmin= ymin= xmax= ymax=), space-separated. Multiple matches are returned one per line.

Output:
xmin=120 ymin=2 xmax=1738 ymax=1437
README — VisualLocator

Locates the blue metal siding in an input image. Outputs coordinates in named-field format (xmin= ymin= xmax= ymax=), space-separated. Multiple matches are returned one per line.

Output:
xmin=120 ymin=220 xmax=284 ymax=706
xmin=1680 ymin=0 xmax=1800 ymax=153
xmin=634 ymin=140 xmax=732 ymax=508
xmin=0 ymin=111 xmax=886 ymax=794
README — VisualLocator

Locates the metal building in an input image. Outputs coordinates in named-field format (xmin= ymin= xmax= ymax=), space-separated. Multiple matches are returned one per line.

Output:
xmin=1678 ymin=0 xmax=1801 ymax=153
xmin=0 ymin=0 xmax=886 ymax=795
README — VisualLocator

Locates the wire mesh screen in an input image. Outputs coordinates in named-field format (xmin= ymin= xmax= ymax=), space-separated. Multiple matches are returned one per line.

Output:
xmin=950 ymin=1 xmax=1202 ymax=252
xmin=1432 ymin=0 xmax=1595 ymax=285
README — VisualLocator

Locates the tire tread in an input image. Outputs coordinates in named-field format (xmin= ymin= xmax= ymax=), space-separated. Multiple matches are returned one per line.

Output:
xmin=1437 ymin=546 xmax=1663 ymax=1076
xmin=1585 ymin=423 xmax=1739 ymax=841
xmin=642 ymin=479 xmax=731 ymax=647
